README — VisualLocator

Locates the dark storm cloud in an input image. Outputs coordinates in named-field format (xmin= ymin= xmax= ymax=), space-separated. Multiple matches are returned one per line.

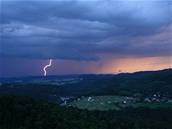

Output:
xmin=0 ymin=0 xmax=171 ymax=61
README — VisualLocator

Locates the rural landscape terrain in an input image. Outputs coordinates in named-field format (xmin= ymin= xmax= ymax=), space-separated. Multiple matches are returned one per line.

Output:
xmin=0 ymin=69 xmax=172 ymax=129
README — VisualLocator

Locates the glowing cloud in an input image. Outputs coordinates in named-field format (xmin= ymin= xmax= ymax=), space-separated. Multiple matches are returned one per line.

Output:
xmin=43 ymin=59 xmax=52 ymax=76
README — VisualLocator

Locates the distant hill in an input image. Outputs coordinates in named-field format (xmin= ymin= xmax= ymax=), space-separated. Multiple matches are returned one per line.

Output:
xmin=0 ymin=69 xmax=171 ymax=103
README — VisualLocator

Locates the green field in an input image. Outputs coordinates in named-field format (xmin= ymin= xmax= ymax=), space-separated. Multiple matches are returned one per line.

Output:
xmin=67 ymin=96 xmax=136 ymax=111
xmin=67 ymin=96 xmax=172 ymax=111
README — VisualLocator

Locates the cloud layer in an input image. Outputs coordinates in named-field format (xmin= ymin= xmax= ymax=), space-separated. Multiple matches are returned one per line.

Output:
xmin=1 ymin=0 xmax=171 ymax=61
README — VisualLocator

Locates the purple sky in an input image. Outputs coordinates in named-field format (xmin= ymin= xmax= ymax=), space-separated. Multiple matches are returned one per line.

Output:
xmin=0 ymin=0 xmax=171 ymax=77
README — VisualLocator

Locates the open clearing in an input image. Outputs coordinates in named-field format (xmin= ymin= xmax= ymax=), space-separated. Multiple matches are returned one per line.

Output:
xmin=67 ymin=96 xmax=172 ymax=111
xmin=67 ymin=96 xmax=136 ymax=111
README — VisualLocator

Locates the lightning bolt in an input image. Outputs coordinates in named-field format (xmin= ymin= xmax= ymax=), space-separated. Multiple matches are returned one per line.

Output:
xmin=43 ymin=59 xmax=52 ymax=76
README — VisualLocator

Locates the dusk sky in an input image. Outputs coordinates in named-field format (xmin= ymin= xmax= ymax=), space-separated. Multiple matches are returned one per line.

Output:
xmin=0 ymin=0 xmax=172 ymax=77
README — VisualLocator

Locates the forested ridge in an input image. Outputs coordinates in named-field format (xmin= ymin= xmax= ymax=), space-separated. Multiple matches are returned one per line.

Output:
xmin=0 ymin=95 xmax=172 ymax=129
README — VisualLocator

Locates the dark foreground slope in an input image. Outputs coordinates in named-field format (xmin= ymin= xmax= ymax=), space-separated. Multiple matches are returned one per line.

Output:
xmin=0 ymin=95 xmax=172 ymax=129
